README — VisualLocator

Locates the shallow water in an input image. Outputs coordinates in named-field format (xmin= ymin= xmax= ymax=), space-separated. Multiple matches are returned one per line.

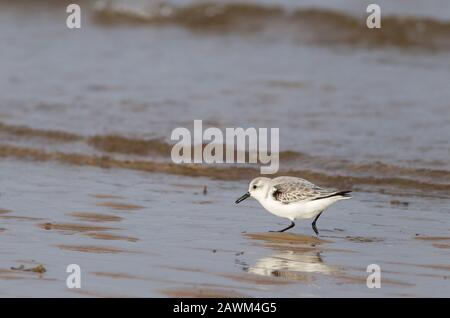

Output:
xmin=0 ymin=160 xmax=449 ymax=297
xmin=0 ymin=0 xmax=449 ymax=297
xmin=1 ymin=1 xmax=449 ymax=172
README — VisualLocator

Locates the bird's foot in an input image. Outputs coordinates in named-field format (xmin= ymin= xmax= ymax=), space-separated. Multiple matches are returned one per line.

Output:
xmin=269 ymin=221 xmax=295 ymax=233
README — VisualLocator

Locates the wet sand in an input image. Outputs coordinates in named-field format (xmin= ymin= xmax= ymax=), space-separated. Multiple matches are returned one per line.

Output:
xmin=0 ymin=160 xmax=448 ymax=297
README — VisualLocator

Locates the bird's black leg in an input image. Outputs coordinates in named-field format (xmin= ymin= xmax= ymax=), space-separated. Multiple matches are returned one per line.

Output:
xmin=311 ymin=212 xmax=323 ymax=236
xmin=270 ymin=221 xmax=295 ymax=233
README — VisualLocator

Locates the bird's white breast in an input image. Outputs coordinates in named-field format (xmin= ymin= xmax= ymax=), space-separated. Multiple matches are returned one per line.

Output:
xmin=257 ymin=195 xmax=346 ymax=221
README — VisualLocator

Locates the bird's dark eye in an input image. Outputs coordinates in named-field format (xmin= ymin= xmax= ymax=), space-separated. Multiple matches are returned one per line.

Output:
xmin=253 ymin=185 xmax=257 ymax=189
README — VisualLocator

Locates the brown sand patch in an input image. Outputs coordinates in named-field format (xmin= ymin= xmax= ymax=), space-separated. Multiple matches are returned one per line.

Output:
xmin=414 ymin=236 xmax=450 ymax=248
xmin=0 ymin=269 xmax=27 ymax=279
xmin=0 ymin=274 xmax=56 ymax=281
xmin=344 ymin=236 xmax=384 ymax=243
xmin=0 ymin=215 xmax=44 ymax=221
xmin=0 ymin=122 xmax=81 ymax=142
xmin=221 ymin=273 xmax=294 ymax=285
xmin=83 ymin=232 xmax=138 ymax=242
xmin=418 ymin=273 xmax=450 ymax=279
xmin=39 ymin=222 xmax=117 ymax=232
xmin=96 ymin=201 xmax=144 ymax=211
xmin=0 ymin=269 xmax=16 ymax=274
xmin=164 ymin=266 xmax=206 ymax=273
xmin=161 ymin=288 xmax=248 ymax=298
xmin=432 ymin=243 xmax=450 ymax=249
xmin=91 ymin=271 xmax=146 ymax=280
xmin=415 ymin=236 xmax=450 ymax=241
xmin=388 ymin=261 xmax=450 ymax=272
xmin=67 ymin=212 xmax=123 ymax=222
xmin=419 ymin=264 xmax=450 ymax=271
xmin=244 ymin=232 xmax=328 ymax=245
xmin=0 ymin=268 xmax=55 ymax=281
xmin=0 ymin=274 xmax=26 ymax=280
xmin=55 ymin=244 xmax=135 ymax=254
xmin=91 ymin=194 xmax=125 ymax=199
xmin=0 ymin=269 xmax=32 ymax=280
xmin=88 ymin=135 xmax=170 ymax=156
xmin=0 ymin=209 xmax=12 ymax=214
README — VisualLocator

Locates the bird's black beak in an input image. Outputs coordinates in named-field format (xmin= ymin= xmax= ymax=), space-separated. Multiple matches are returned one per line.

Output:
xmin=235 ymin=192 xmax=250 ymax=204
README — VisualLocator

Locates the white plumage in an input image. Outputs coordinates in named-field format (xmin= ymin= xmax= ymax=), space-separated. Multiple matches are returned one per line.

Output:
xmin=235 ymin=176 xmax=351 ymax=235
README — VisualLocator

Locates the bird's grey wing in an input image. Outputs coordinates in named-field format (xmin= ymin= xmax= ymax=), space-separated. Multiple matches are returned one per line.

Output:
xmin=271 ymin=179 xmax=336 ymax=204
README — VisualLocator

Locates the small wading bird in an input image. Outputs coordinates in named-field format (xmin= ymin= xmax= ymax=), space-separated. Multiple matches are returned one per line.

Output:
xmin=235 ymin=176 xmax=351 ymax=235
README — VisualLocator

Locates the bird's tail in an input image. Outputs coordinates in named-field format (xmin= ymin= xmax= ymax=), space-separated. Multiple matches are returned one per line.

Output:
xmin=335 ymin=190 xmax=352 ymax=199
xmin=313 ymin=190 xmax=352 ymax=201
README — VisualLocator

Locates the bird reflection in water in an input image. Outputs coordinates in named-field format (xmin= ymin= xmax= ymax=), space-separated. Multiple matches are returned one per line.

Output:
xmin=244 ymin=233 xmax=338 ymax=280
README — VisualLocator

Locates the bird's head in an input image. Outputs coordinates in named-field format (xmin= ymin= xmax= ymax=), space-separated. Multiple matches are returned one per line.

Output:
xmin=235 ymin=177 xmax=271 ymax=204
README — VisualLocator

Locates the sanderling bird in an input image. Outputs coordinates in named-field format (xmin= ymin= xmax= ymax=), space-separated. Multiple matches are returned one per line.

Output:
xmin=235 ymin=176 xmax=351 ymax=235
